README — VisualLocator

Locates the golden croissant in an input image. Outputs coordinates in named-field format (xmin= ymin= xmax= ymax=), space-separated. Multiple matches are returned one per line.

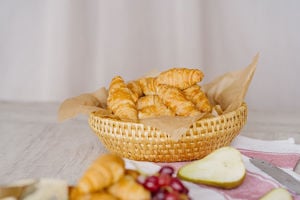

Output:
xmin=137 ymin=95 xmax=175 ymax=119
xmin=108 ymin=175 xmax=151 ymax=200
xmin=138 ymin=77 xmax=158 ymax=95
xmin=77 ymin=154 xmax=125 ymax=194
xmin=157 ymin=84 xmax=200 ymax=116
xmin=156 ymin=68 xmax=204 ymax=90
xmin=127 ymin=80 xmax=143 ymax=103
xmin=107 ymin=76 xmax=138 ymax=122
xmin=183 ymin=84 xmax=212 ymax=113
xmin=136 ymin=95 xmax=164 ymax=110
xmin=138 ymin=104 xmax=175 ymax=119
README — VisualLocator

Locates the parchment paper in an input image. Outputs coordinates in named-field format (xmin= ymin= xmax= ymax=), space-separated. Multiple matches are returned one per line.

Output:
xmin=203 ymin=54 xmax=258 ymax=112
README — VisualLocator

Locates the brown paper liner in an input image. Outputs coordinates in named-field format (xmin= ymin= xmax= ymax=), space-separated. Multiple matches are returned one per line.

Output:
xmin=57 ymin=87 xmax=108 ymax=122
xmin=203 ymin=54 xmax=258 ymax=112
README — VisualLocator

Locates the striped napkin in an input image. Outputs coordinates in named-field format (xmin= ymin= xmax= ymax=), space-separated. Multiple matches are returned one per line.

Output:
xmin=125 ymin=136 xmax=300 ymax=200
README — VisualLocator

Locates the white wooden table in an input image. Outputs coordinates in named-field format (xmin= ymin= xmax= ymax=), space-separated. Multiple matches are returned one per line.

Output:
xmin=0 ymin=101 xmax=299 ymax=185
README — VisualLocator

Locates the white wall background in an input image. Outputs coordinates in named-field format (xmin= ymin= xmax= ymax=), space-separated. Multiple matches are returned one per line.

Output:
xmin=0 ymin=0 xmax=300 ymax=113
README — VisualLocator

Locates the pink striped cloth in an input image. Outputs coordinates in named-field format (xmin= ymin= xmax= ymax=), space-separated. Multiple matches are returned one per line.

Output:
xmin=126 ymin=136 xmax=300 ymax=200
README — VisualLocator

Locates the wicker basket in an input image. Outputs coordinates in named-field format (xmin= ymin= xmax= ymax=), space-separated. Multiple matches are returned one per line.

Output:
xmin=89 ymin=103 xmax=247 ymax=162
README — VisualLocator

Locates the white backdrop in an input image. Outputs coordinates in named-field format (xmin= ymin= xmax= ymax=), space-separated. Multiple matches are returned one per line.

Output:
xmin=1 ymin=0 xmax=300 ymax=112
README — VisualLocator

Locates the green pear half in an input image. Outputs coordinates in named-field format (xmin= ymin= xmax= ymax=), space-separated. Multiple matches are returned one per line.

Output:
xmin=177 ymin=146 xmax=246 ymax=189
xmin=259 ymin=188 xmax=292 ymax=200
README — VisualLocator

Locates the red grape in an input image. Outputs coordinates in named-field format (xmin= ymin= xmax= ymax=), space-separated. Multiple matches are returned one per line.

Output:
xmin=143 ymin=175 xmax=159 ymax=192
xmin=181 ymin=186 xmax=189 ymax=194
xmin=170 ymin=177 xmax=187 ymax=193
xmin=152 ymin=188 xmax=168 ymax=200
xmin=158 ymin=173 xmax=172 ymax=187
xmin=158 ymin=166 xmax=175 ymax=176
xmin=137 ymin=165 xmax=191 ymax=200
xmin=165 ymin=191 xmax=180 ymax=200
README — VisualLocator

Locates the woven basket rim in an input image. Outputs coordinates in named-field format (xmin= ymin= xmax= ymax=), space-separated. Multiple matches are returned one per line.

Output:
xmin=89 ymin=102 xmax=247 ymax=127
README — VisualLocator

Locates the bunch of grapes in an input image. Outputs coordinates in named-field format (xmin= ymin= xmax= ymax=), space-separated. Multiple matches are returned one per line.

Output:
xmin=137 ymin=166 xmax=191 ymax=200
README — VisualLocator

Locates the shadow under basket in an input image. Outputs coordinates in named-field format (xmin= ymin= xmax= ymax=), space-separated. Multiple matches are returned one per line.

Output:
xmin=89 ymin=103 xmax=247 ymax=162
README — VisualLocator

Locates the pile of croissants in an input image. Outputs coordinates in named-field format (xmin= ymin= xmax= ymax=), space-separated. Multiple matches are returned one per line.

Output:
xmin=70 ymin=154 xmax=151 ymax=200
xmin=107 ymin=68 xmax=212 ymax=122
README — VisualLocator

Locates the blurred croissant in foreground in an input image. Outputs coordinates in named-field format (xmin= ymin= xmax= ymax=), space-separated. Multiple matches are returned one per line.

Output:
xmin=77 ymin=154 xmax=125 ymax=193
xmin=108 ymin=175 xmax=151 ymax=200
xmin=107 ymin=67 xmax=212 ymax=122
xmin=70 ymin=154 xmax=151 ymax=200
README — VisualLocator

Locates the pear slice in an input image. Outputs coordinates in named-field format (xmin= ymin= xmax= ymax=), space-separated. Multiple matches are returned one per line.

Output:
xmin=259 ymin=188 xmax=292 ymax=200
xmin=177 ymin=146 xmax=246 ymax=189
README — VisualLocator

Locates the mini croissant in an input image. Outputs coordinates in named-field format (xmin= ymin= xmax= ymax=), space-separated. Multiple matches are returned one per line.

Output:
xmin=137 ymin=95 xmax=174 ymax=119
xmin=108 ymin=175 xmax=151 ymax=200
xmin=156 ymin=68 xmax=204 ymax=90
xmin=127 ymin=80 xmax=143 ymax=103
xmin=107 ymin=76 xmax=138 ymax=122
xmin=183 ymin=84 xmax=212 ymax=113
xmin=77 ymin=154 xmax=125 ymax=194
xmin=138 ymin=77 xmax=158 ymax=95
xmin=157 ymin=84 xmax=200 ymax=116
xmin=136 ymin=95 xmax=164 ymax=110
xmin=138 ymin=104 xmax=175 ymax=119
